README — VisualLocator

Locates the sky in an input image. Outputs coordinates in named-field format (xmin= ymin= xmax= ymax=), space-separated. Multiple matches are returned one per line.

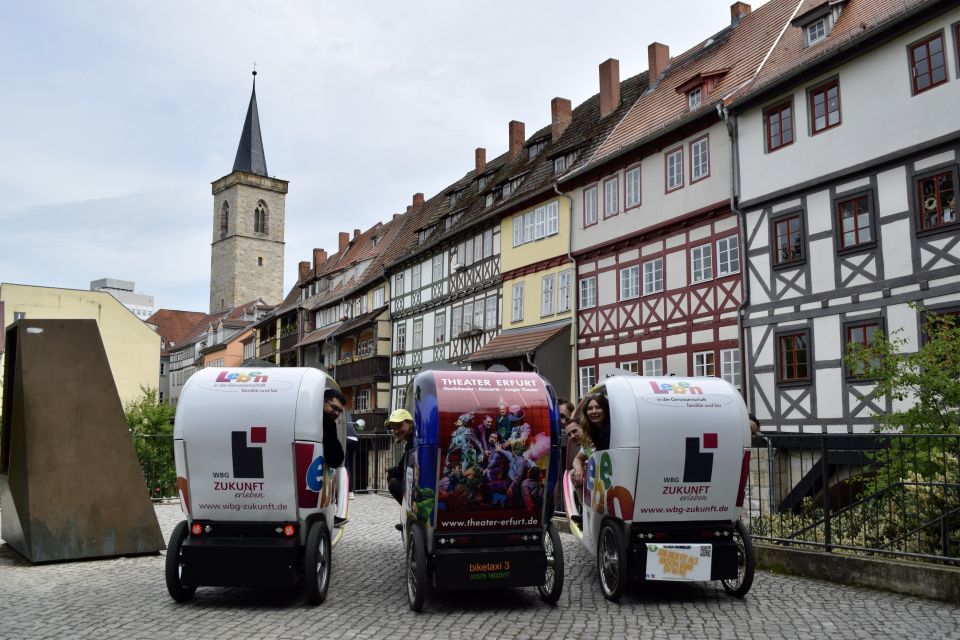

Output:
xmin=0 ymin=0 xmax=771 ymax=313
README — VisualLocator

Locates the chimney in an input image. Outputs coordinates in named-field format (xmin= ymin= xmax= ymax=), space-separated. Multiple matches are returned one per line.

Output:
xmin=353 ymin=228 xmax=361 ymax=239
xmin=406 ymin=205 xmax=412 ymax=214
xmin=475 ymin=147 xmax=486 ymax=174
xmin=393 ymin=213 xmax=401 ymax=221
xmin=551 ymin=98 xmax=572 ymax=141
xmin=648 ymin=43 xmax=670 ymax=84
xmin=339 ymin=232 xmax=349 ymax=254
xmin=413 ymin=193 xmax=424 ymax=208
xmin=313 ymin=248 xmax=327 ymax=270
xmin=730 ymin=2 xmax=751 ymax=26
xmin=298 ymin=261 xmax=310 ymax=283
xmin=599 ymin=59 xmax=621 ymax=118
xmin=509 ymin=120 xmax=525 ymax=159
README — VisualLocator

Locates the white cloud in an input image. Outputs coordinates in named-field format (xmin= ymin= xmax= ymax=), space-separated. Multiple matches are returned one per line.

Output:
xmin=0 ymin=0 xmax=770 ymax=311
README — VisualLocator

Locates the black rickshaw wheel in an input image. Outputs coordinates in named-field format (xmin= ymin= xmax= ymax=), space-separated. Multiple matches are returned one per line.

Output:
xmin=305 ymin=520 xmax=332 ymax=605
xmin=537 ymin=521 xmax=565 ymax=604
xmin=406 ymin=524 xmax=427 ymax=612
xmin=165 ymin=520 xmax=197 ymax=603
xmin=721 ymin=520 xmax=755 ymax=597
xmin=597 ymin=519 xmax=628 ymax=602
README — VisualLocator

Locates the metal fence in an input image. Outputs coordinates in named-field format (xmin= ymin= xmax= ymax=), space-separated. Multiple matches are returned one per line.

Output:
xmin=131 ymin=434 xmax=177 ymax=501
xmin=743 ymin=433 xmax=960 ymax=565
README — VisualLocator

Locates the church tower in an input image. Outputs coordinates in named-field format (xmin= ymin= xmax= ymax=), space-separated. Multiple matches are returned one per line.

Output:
xmin=209 ymin=71 xmax=287 ymax=314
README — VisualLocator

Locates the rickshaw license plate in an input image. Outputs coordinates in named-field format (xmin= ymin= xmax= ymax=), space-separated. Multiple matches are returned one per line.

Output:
xmin=644 ymin=544 xmax=712 ymax=581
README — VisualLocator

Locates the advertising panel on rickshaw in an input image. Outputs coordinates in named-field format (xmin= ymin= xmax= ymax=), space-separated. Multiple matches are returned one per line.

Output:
xmin=430 ymin=372 xmax=555 ymax=532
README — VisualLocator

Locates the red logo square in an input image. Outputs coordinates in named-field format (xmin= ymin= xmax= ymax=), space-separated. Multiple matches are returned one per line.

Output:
xmin=703 ymin=433 xmax=717 ymax=449
xmin=250 ymin=426 xmax=267 ymax=444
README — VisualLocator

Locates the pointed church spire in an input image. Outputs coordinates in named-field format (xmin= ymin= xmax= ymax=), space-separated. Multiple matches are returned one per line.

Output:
xmin=232 ymin=69 xmax=268 ymax=176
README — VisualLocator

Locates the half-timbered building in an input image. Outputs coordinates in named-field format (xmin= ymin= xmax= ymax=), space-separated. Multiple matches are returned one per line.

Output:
xmin=562 ymin=2 xmax=791 ymax=399
xmin=729 ymin=0 xmax=960 ymax=432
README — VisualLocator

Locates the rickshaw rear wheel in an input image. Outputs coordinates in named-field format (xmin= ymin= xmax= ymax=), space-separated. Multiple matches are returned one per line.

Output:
xmin=165 ymin=520 xmax=197 ymax=603
xmin=305 ymin=520 xmax=332 ymax=605
xmin=537 ymin=521 xmax=565 ymax=604
xmin=597 ymin=519 xmax=628 ymax=602
xmin=721 ymin=520 xmax=755 ymax=598
xmin=406 ymin=524 xmax=427 ymax=612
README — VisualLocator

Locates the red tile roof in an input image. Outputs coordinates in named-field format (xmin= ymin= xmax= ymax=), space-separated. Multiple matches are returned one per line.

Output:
xmin=146 ymin=309 xmax=208 ymax=356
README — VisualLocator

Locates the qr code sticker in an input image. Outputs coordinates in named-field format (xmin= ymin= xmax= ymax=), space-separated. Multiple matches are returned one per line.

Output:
xmin=700 ymin=546 xmax=712 ymax=558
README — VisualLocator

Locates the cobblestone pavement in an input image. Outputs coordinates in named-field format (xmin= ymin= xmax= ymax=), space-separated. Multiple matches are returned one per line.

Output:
xmin=2 ymin=494 xmax=959 ymax=640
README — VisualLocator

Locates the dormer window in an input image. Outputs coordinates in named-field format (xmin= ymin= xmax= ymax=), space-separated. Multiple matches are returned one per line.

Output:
xmin=478 ymin=175 xmax=489 ymax=190
xmin=687 ymin=86 xmax=702 ymax=110
xmin=528 ymin=140 xmax=547 ymax=159
xmin=554 ymin=156 xmax=566 ymax=174
xmin=793 ymin=1 xmax=844 ymax=49
xmin=485 ymin=193 xmax=495 ymax=207
xmin=447 ymin=189 xmax=464 ymax=207
xmin=806 ymin=19 xmax=827 ymax=46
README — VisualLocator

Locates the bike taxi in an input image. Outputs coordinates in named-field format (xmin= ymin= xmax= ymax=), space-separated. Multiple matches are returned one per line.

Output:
xmin=398 ymin=369 xmax=565 ymax=611
xmin=166 ymin=367 xmax=350 ymax=604
xmin=563 ymin=375 xmax=755 ymax=601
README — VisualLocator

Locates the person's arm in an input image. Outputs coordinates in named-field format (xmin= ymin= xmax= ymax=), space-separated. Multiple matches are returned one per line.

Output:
xmin=571 ymin=449 xmax=586 ymax=484
xmin=322 ymin=415 xmax=345 ymax=468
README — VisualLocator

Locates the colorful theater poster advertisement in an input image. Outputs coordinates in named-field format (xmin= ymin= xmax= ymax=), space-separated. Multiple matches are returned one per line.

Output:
xmin=433 ymin=372 xmax=553 ymax=530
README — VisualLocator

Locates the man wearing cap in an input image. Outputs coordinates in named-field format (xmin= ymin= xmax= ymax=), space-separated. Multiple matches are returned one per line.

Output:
xmin=385 ymin=408 xmax=414 ymax=505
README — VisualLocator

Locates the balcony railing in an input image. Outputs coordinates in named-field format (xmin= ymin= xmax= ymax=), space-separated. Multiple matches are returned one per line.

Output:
xmin=279 ymin=332 xmax=300 ymax=352
xmin=336 ymin=355 xmax=389 ymax=385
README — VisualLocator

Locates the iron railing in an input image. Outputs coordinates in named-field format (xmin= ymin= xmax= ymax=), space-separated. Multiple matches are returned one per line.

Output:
xmin=743 ymin=433 xmax=960 ymax=565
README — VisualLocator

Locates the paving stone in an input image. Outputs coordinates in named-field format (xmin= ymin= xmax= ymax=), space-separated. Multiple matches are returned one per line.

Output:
xmin=1 ymin=494 xmax=959 ymax=639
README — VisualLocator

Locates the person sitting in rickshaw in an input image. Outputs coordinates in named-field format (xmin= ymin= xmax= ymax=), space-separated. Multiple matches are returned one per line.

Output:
xmin=570 ymin=393 xmax=611 ymax=486
xmin=385 ymin=409 xmax=415 ymax=505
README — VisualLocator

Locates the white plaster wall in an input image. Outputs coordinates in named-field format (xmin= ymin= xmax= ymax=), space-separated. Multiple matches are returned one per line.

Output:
xmin=815 ymin=367 xmax=844 ymax=419
xmin=571 ymin=122 xmax=731 ymax=252
xmin=666 ymin=352 xmax=687 ymax=376
xmin=814 ymin=314 xmax=841 ymax=360
xmin=805 ymin=190 xmax=832 ymax=234
xmin=881 ymin=218 xmax=914 ymax=278
xmin=877 ymin=166 xmax=909 ymax=216
xmin=665 ymin=250 xmax=686 ymax=290
xmin=739 ymin=7 xmax=960 ymax=202
xmin=808 ymin=238 xmax=835 ymax=294
xmin=598 ymin=270 xmax=616 ymax=306
xmin=752 ymin=325 xmax=774 ymax=368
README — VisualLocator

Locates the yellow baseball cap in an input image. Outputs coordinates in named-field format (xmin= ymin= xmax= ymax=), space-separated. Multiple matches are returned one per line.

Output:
xmin=385 ymin=408 xmax=413 ymax=428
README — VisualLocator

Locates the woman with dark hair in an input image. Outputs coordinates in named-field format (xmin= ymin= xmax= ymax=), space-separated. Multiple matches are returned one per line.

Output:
xmin=570 ymin=394 xmax=611 ymax=485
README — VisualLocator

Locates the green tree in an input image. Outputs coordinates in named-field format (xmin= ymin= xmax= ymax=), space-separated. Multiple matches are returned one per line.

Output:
xmin=124 ymin=386 xmax=177 ymax=499
xmin=845 ymin=306 xmax=960 ymax=434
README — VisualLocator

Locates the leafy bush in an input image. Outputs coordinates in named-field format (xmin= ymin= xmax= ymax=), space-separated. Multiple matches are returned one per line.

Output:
xmin=124 ymin=386 xmax=176 ymax=499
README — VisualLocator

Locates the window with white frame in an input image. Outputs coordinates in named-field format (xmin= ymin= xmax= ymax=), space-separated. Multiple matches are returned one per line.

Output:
xmin=584 ymin=186 xmax=598 ymax=226
xmin=626 ymin=166 xmax=641 ymax=208
xmin=579 ymin=366 xmax=596 ymax=398
xmin=485 ymin=297 xmax=497 ymax=330
xmin=374 ymin=287 xmax=385 ymax=307
xmin=620 ymin=361 xmax=639 ymax=374
xmin=717 ymin=236 xmax=740 ymax=276
xmin=806 ymin=18 xmax=827 ymax=46
xmin=693 ymin=351 xmax=715 ymax=376
xmin=395 ymin=272 xmax=405 ymax=295
xmin=355 ymin=388 xmax=370 ymax=411
xmin=430 ymin=255 xmax=443 ymax=282
xmin=396 ymin=323 xmax=406 ymax=351
xmin=511 ymin=283 xmax=524 ymax=322
xmin=554 ymin=156 xmax=566 ymax=174
xmin=412 ymin=318 xmax=423 ymax=349
xmin=533 ymin=207 xmax=545 ymax=239
xmin=513 ymin=215 xmax=523 ymax=247
xmin=643 ymin=358 xmax=663 ymax=377
xmin=691 ymin=137 xmax=709 ymax=181
xmin=557 ymin=270 xmax=572 ymax=312
xmin=396 ymin=387 xmax=407 ymax=410
xmin=523 ymin=211 xmax=535 ymax=243
xmin=434 ymin=311 xmax=446 ymax=343
xmin=666 ymin=148 xmax=684 ymax=191
xmin=546 ymin=201 xmax=559 ymax=236
xmin=579 ymin=276 xmax=597 ymax=309
xmin=721 ymin=348 xmax=741 ymax=386
xmin=411 ymin=263 xmax=422 ymax=290
xmin=541 ymin=274 xmax=555 ymax=316
xmin=451 ymin=306 xmax=462 ymax=336
xmin=484 ymin=229 xmax=493 ymax=258
xmin=462 ymin=302 xmax=473 ymax=332
xmin=474 ymin=235 xmax=483 ymax=263
xmin=687 ymin=86 xmax=702 ymax=110
xmin=619 ymin=265 xmax=640 ymax=300
xmin=643 ymin=257 xmax=664 ymax=295
xmin=604 ymin=176 xmax=619 ymax=217
xmin=691 ymin=244 xmax=713 ymax=282
xmin=473 ymin=300 xmax=484 ymax=330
